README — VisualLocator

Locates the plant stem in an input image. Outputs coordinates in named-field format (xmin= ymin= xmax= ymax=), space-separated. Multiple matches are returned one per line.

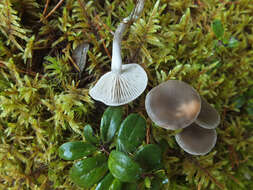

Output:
xmin=44 ymin=0 xmax=64 ymax=20
xmin=111 ymin=0 xmax=145 ymax=74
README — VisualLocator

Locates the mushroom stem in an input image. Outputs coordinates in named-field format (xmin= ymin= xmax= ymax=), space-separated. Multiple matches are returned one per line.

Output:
xmin=111 ymin=0 xmax=145 ymax=74
xmin=111 ymin=23 xmax=126 ymax=73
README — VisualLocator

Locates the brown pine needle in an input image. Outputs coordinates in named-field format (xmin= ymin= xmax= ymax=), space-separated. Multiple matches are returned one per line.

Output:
xmin=44 ymin=0 xmax=64 ymax=20
xmin=68 ymin=55 xmax=81 ymax=72
xmin=42 ymin=0 xmax=50 ymax=16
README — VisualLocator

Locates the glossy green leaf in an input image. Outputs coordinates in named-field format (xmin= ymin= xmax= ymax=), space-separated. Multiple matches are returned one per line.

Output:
xmin=100 ymin=107 xmax=124 ymax=143
xmin=95 ymin=173 xmax=122 ymax=190
xmin=135 ymin=144 xmax=162 ymax=171
xmin=95 ymin=173 xmax=114 ymax=190
xmin=84 ymin=124 xmax=99 ymax=144
xmin=108 ymin=151 xmax=142 ymax=182
xmin=70 ymin=154 xmax=108 ymax=188
xmin=58 ymin=141 xmax=96 ymax=160
xmin=212 ymin=20 xmax=224 ymax=39
xmin=109 ymin=179 xmax=122 ymax=190
xmin=117 ymin=113 xmax=146 ymax=153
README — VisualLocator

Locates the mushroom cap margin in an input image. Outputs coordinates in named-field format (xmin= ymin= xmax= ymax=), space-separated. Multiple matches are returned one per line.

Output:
xmin=89 ymin=63 xmax=148 ymax=106
xmin=175 ymin=123 xmax=217 ymax=155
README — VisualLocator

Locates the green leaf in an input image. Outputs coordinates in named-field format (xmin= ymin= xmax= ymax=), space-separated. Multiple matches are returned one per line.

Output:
xmin=108 ymin=151 xmax=142 ymax=183
xmin=58 ymin=141 xmax=96 ymax=160
xmin=135 ymin=144 xmax=162 ymax=171
xmin=109 ymin=179 xmax=122 ymax=190
xmin=117 ymin=113 xmax=146 ymax=153
xmin=145 ymin=177 xmax=151 ymax=188
xmin=212 ymin=20 xmax=224 ymax=39
xmin=100 ymin=107 xmax=124 ymax=143
xmin=70 ymin=154 xmax=108 ymax=188
xmin=95 ymin=173 xmax=122 ymax=190
xmin=84 ymin=124 xmax=99 ymax=144
xmin=95 ymin=173 xmax=114 ymax=190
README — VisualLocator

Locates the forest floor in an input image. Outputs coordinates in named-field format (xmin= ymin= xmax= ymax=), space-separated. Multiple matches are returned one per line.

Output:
xmin=0 ymin=0 xmax=252 ymax=189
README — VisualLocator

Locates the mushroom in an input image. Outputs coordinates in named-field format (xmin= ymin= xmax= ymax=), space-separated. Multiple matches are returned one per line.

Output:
xmin=145 ymin=80 xmax=201 ymax=130
xmin=175 ymin=123 xmax=217 ymax=155
xmin=89 ymin=0 xmax=147 ymax=106
xmin=145 ymin=80 xmax=220 ymax=155
xmin=195 ymin=97 xmax=220 ymax=129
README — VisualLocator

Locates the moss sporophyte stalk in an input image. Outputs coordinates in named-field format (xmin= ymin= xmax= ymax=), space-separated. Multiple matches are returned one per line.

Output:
xmin=0 ymin=0 xmax=252 ymax=189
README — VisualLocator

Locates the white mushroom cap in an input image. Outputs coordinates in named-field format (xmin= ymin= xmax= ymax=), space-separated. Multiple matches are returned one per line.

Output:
xmin=89 ymin=64 xmax=147 ymax=106
xmin=195 ymin=97 xmax=220 ymax=129
xmin=175 ymin=124 xmax=217 ymax=155
xmin=145 ymin=80 xmax=201 ymax=130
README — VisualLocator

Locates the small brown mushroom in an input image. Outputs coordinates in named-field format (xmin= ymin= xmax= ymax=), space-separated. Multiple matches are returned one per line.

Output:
xmin=145 ymin=80 xmax=220 ymax=155
xmin=175 ymin=123 xmax=217 ymax=155
xmin=195 ymin=97 xmax=220 ymax=129
xmin=145 ymin=80 xmax=201 ymax=130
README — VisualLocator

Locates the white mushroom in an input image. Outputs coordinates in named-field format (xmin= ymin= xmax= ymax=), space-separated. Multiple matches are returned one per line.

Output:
xmin=145 ymin=80 xmax=201 ymax=130
xmin=175 ymin=123 xmax=217 ymax=155
xmin=195 ymin=97 xmax=220 ymax=129
xmin=89 ymin=0 xmax=147 ymax=106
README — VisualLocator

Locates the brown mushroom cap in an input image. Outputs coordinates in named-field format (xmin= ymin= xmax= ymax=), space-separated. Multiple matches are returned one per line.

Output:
xmin=175 ymin=123 xmax=217 ymax=155
xmin=145 ymin=80 xmax=201 ymax=130
xmin=195 ymin=97 xmax=220 ymax=129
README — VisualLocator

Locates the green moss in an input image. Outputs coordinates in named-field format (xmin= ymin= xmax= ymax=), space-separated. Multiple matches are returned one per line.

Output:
xmin=0 ymin=0 xmax=252 ymax=189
